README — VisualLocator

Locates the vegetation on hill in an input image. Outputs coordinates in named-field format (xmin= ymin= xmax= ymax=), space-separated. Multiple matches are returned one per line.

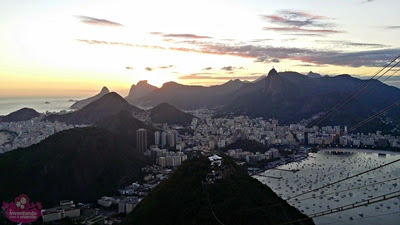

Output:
xmin=0 ymin=127 xmax=147 ymax=207
xmin=95 ymin=110 xmax=157 ymax=147
xmin=149 ymin=103 xmax=195 ymax=126
xmin=123 ymin=157 xmax=314 ymax=225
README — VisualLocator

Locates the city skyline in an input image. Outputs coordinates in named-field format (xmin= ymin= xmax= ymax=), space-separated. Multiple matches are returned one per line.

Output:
xmin=0 ymin=0 xmax=399 ymax=96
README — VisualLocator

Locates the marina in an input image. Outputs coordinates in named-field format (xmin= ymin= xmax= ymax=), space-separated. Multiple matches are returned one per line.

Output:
xmin=255 ymin=149 xmax=400 ymax=225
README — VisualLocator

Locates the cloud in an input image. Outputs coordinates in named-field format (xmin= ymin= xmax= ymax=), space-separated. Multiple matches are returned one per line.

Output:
xmin=76 ymin=39 xmax=133 ymax=47
xmin=296 ymin=64 xmax=326 ymax=67
xmin=76 ymin=38 xmax=400 ymax=68
xmin=316 ymin=40 xmax=389 ymax=48
xmin=150 ymin=32 xmax=212 ymax=39
xmin=220 ymin=66 xmax=245 ymax=71
xmin=202 ymin=67 xmax=213 ymax=70
xmin=384 ymin=26 xmax=400 ymax=30
xmin=158 ymin=65 xmax=174 ymax=69
xmin=125 ymin=66 xmax=134 ymax=70
xmin=77 ymin=16 xmax=123 ymax=27
xmin=250 ymin=39 xmax=274 ymax=43
xmin=262 ymin=10 xmax=341 ymax=35
xmin=264 ymin=27 xmax=341 ymax=34
xmin=255 ymin=57 xmax=280 ymax=63
xmin=170 ymin=42 xmax=400 ymax=67
xmin=178 ymin=73 xmax=261 ymax=80
xmin=76 ymin=39 xmax=167 ymax=50
xmin=144 ymin=65 xmax=174 ymax=72
xmin=294 ymin=48 xmax=400 ymax=67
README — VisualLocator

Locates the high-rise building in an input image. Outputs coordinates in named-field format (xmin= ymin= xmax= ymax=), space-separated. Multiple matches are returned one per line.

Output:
xmin=174 ymin=131 xmax=179 ymax=144
xmin=136 ymin=128 xmax=147 ymax=152
xmin=155 ymin=131 xmax=160 ymax=146
xmin=304 ymin=132 xmax=309 ymax=145
xmin=168 ymin=131 xmax=175 ymax=147
xmin=161 ymin=131 xmax=167 ymax=147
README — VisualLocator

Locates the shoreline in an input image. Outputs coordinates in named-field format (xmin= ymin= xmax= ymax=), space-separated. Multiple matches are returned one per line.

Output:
xmin=320 ymin=148 xmax=400 ymax=155
xmin=252 ymin=147 xmax=400 ymax=177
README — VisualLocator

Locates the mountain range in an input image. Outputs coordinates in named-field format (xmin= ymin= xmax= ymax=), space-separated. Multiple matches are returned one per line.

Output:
xmin=123 ymin=70 xmax=400 ymax=129
xmin=43 ymin=91 xmax=195 ymax=127
xmin=125 ymin=79 xmax=244 ymax=109
xmin=45 ymin=92 xmax=143 ymax=125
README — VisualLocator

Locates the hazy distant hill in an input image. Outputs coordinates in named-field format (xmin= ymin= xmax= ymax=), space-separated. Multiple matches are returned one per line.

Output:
xmin=149 ymin=103 xmax=195 ymax=126
xmin=123 ymin=157 xmax=314 ymax=225
xmin=0 ymin=127 xmax=147 ymax=206
xmin=129 ymin=79 xmax=244 ymax=109
xmin=125 ymin=80 xmax=157 ymax=102
xmin=0 ymin=108 xmax=40 ymax=122
xmin=95 ymin=110 xmax=156 ymax=147
xmin=45 ymin=92 xmax=143 ymax=125
xmin=70 ymin=86 xmax=110 ymax=110
xmin=307 ymin=71 xmax=322 ymax=78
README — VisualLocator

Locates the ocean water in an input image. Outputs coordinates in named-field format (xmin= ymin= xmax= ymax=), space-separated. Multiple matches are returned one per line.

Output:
xmin=255 ymin=149 xmax=400 ymax=225
xmin=0 ymin=97 xmax=86 ymax=116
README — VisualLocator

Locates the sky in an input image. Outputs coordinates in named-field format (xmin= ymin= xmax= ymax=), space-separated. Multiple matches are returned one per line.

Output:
xmin=0 ymin=0 xmax=399 ymax=97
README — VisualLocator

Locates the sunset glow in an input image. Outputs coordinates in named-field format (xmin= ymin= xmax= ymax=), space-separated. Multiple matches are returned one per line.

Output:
xmin=0 ymin=0 xmax=399 ymax=96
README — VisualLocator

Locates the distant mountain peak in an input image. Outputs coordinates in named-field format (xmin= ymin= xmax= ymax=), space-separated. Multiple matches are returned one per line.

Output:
xmin=70 ymin=86 xmax=110 ymax=110
xmin=126 ymin=80 xmax=157 ymax=100
xmin=268 ymin=68 xmax=278 ymax=77
xmin=224 ymin=79 xmax=243 ymax=86
xmin=162 ymin=81 xmax=181 ymax=88
xmin=150 ymin=102 xmax=194 ymax=126
xmin=137 ymin=80 xmax=149 ymax=86
xmin=101 ymin=86 xmax=110 ymax=93
xmin=263 ymin=70 xmax=293 ymax=96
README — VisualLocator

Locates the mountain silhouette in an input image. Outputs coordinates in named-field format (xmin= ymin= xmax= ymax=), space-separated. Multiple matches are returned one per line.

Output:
xmin=0 ymin=127 xmax=146 ymax=206
xmin=95 ymin=110 xmax=156 ymax=148
xmin=70 ymin=86 xmax=110 ymax=110
xmin=149 ymin=103 xmax=195 ymax=126
xmin=123 ymin=157 xmax=314 ymax=225
xmin=0 ymin=108 xmax=40 ymax=122
xmin=223 ymin=69 xmax=400 ymax=127
xmin=129 ymin=79 xmax=244 ymax=109
xmin=45 ymin=92 xmax=143 ymax=125
xmin=125 ymin=80 xmax=157 ymax=103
